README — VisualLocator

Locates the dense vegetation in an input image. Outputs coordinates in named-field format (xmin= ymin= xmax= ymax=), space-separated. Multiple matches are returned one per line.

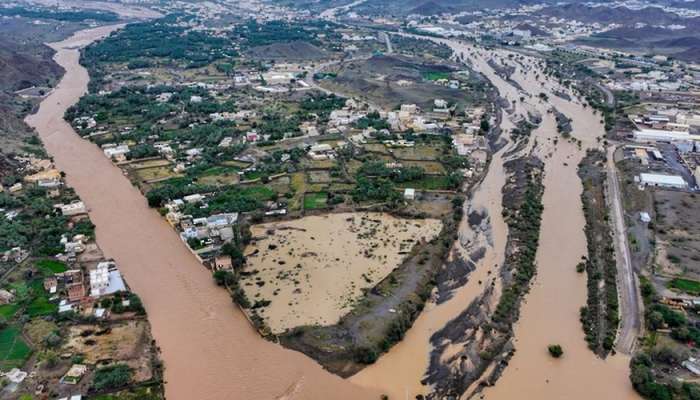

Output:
xmin=354 ymin=111 xmax=390 ymax=130
xmin=0 ymin=7 xmax=118 ymax=22
xmin=493 ymin=158 xmax=544 ymax=325
xmin=83 ymin=15 xmax=238 ymax=70
xmin=229 ymin=19 xmax=340 ymax=49
xmin=578 ymin=150 xmax=619 ymax=356
xmin=0 ymin=189 xmax=94 ymax=255
xmin=93 ymin=364 xmax=133 ymax=390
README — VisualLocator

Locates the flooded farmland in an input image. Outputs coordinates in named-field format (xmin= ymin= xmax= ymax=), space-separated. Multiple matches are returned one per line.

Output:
xmin=243 ymin=213 xmax=442 ymax=333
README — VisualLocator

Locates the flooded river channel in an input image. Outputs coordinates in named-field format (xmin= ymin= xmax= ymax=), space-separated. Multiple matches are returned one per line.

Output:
xmin=351 ymin=35 xmax=641 ymax=400
xmin=26 ymin=25 xmax=375 ymax=400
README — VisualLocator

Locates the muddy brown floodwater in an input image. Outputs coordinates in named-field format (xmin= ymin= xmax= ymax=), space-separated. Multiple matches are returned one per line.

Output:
xmin=26 ymin=25 xmax=376 ymax=400
xmin=454 ymin=44 xmax=642 ymax=400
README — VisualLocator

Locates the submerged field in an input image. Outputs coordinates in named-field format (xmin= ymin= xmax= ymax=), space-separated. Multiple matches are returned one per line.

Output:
xmin=242 ymin=212 xmax=442 ymax=333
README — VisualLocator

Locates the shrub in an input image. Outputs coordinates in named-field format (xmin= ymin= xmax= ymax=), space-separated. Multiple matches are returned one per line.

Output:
xmin=92 ymin=364 xmax=132 ymax=390
xmin=548 ymin=344 xmax=563 ymax=358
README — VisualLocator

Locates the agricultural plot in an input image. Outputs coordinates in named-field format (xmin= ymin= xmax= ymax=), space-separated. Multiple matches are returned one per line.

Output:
xmin=36 ymin=259 xmax=68 ymax=274
xmin=401 ymin=160 xmax=446 ymax=175
xmin=197 ymin=166 xmax=241 ymax=186
xmin=303 ymin=192 xmax=328 ymax=210
xmin=307 ymin=170 xmax=332 ymax=184
xmin=0 ymin=326 xmax=32 ymax=369
xmin=391 ymin=144 xmax=443 ymax=161
xmin=133 ymin=166 xmax=181 ymax=183
xmin=669 ymin=277 xmax=700 ymax=296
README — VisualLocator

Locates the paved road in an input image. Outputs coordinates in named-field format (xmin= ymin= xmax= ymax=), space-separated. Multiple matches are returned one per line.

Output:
xmin=380 ymin=32 xmax=393 ymax=54
xmin=595 ymin=82 xmax=615 ymax=107
xmin=607 ymin=145 xmax=643 ymax=354
xmin=319 ymin=0 xmax=367 ymax=18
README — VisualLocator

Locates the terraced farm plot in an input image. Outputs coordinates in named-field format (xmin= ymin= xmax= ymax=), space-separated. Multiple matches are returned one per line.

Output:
xmin=65 ymin=321 xmax=148 ymax=364
xmin=422 ymin=71 xmax=451 ymax=81
xmin=328 ymin=182 xmax=355 ymax=192
xmin=129 ymin=159 xmax=170 ymax=169
xmin=307 ymin=170 xmax=331 ymax=184
xmin=309 ymin=159 xmax=336 ymax=169
xmin=303 ymin=192 xmax=328 ymax=210
xmin=392 ymin=144 xmax=442 ymax=161
xmin=133 ymin=166 xmax=181 ymax=182
xmin=221 ymin=160 xmax=253 ymax=169
xmin=197 ymin=166 xmax=241 ymax=186
xmin=397 ymin=176 xmax=453 ymax=191
xmin=363 ymin=143 xmax=391 ymax=154
xmin=289 ymin=172 xmax=306 ymax=211
xmin=268 ymin=176 xmax=291 ymax=194
xmin=401 ymin=160 xmax=446 ymax=175
xmin=346 ymin=160 xmax=364 ymax=175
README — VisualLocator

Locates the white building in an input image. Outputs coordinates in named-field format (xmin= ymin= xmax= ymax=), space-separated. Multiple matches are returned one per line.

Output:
xmin=183 ymin=194 xmax=205 ymax=204
xmin=633 ymin=129 xmax=700 ymax=143
xmin=639 ymin=173 xmax=688 ymax=189
xmin=103 ymin=144 xmax=130 ymax=160
xmin=90 ymin=262 xmax=110 ymax=297
xmin=404 ymin=188 xmax=416 ymax=200
xmin=58 ymin=201 xmax=87 ymax=216
xmin=89 ymin=262 xmax=125 ymax=297
xmin=640 ymin=212 xmax=651 ymax=223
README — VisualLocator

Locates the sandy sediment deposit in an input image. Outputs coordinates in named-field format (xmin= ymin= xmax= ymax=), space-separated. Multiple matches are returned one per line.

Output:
xmin=243 ymin=212 xmax=442 ymax=333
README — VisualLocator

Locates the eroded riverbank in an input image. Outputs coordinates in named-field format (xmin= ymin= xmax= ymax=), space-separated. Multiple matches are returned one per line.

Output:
xmin=25 ymin=25 xmax=376 ymax=400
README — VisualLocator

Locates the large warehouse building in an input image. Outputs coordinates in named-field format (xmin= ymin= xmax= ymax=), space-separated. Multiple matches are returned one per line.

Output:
xmin=639 ymin=173 xmax=688 ymax=189
xmin=633 ymin=128 xmax=700 ymax=143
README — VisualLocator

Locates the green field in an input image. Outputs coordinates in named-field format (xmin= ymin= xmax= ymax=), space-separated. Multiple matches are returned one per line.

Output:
xmin=8 ymin=282 xmax=29 ymax=299
xmin=0 ymin=304 xmax=20 ymax=319
xmin=201 ymin=165 xmax=240 ymax=176
xmin=304 ymin=192 xmax=328 ymax=210
xmin=0 ymin=326 xmax=32 ymax=369
xmin=422 ymin=71 xmax=450 ymax=81
xmin=397 ymin=176 xmax=452 ymax=191
xmin=26 ymin=296 xmax=57 ymax=317
xmin=24 ymin=280 xmax=57 ymax=317
xmin=36 ymin=259 xmax=68 ymax=274
xmin=669 ymin=278 xmax=700 ymax=295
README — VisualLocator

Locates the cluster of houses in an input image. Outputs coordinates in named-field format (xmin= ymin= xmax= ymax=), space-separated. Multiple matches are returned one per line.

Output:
xmin=43 ymin=260 xmax=127 ymax=315
xmin=0 ymin=157 xmax=61 ymax=195
xmin=163 ymin=195 xmax=239 ymax=259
